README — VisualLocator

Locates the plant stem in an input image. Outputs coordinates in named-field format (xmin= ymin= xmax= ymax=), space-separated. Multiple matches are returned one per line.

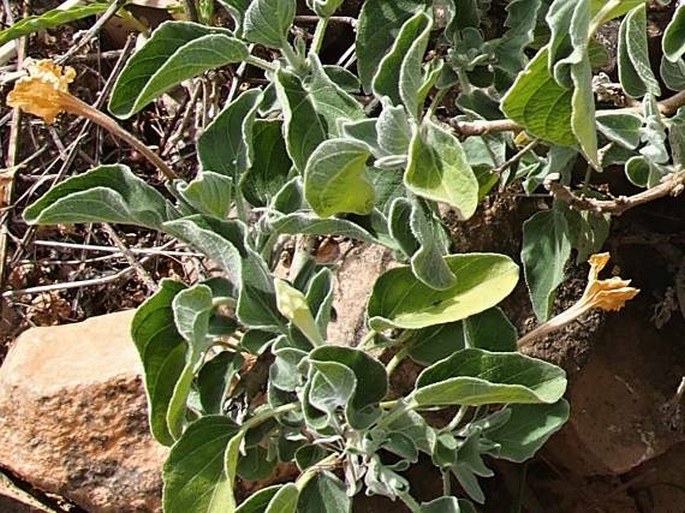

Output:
xmin=242 ymin=402 xmax=299 ymax=431
xmin=357 ymin=330 xmax=378 ymax=350
xmin=445 ymin=405 xmax=469 ymax=432
xmin=442 ymin=469 xmax=451 ymax=496
xmin=399 ymin=493 xmax=422 ymax=513
xmin=64 ymin=95 xmax=177 ymax=181
xmin=310 ymin=17 xmax=329 ymax=55
xmin=281 ymin=43 xmax=303 ymax=70
xmin=246 ymin=55 xmax=276 ymax=72
xmin=182 ymin=0 xmax=199 ymax=22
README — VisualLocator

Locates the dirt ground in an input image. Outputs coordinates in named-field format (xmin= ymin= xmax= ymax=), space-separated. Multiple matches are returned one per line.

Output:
xmin=1 ymin=1 xmax=685 ymax=512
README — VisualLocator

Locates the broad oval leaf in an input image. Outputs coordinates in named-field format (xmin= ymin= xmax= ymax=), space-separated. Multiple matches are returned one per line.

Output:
xmin=405 ymin=120 xmax=479 ymax=219
xmin=265 ymin=483 xmax=299 ymax=513
xmin=413 ymin=348 xmax=568 ymax=406
xmin=296 ymin=472 xmax=351 ymax=513
xmin=244 ymin=0 xmax=296 ymax=49
xmin=0 ymin=3 xmax=109 ymax=45
xmin=131 ymin=279 xmax=187 ymax=446
xmin=663 ymin=4 xmax=685 ymax=63
xmin=596 ymin=111 xmax=643 ymax=150
xmin=275 ymin=278 xmax=323 ymax=346
xmin=501 ymin=48 xmax=576 ymax=147
xmin=274 ymin=69 xmax=328 ymax=173
xmin=304 ymin=139 xmax=374 ymax=217
xmin=178 ymin=171 xmax=233 ymax=219
xmin=110 ymin=21 xmax=248 ymax=118
xmin=235 ymin=485 xmax=281 ymax=513
xmin=356 ymin=0 xmax=425 ymax=92
xmin=163 ymin=415 xmax=240 ymax=513
xmin=367 ymin=253 xmax=519 ymax=331
xmin=521 ymin=208 xmax=572 ymax=322
xmin=486 ymin=400 xmax=570 ymax=462
xmin=197 ymin=88 xmax=262 ymax=178
xmin=24 ymin=164 xmax=172 ymax=229
xmin=618 ymin=5 xmax=661 ymax=98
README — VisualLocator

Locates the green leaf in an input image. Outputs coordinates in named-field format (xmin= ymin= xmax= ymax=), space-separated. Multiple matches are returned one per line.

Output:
xmin=590 ymin=0 xmax=647 ymax=23
xmin=322 ymin=65 xmax=361 ymax=93
xmin=297 ymin=472 xmax=351 ymax=513
xmin=409 ymin=200 xmax=457 ymax=290
xmin=306 ymin=268 xmax=335 ymax=334
xmin=464 ymin=307 xmax=517 ymax=352
xmin=304 ymin=139 xmax=374 ymax=217
xmin=110 ymin=21 xmax=248 ymax=118
xmin=663 ymin=4 xmax=685 ymax=63
xmin=269 ymin=212 xmax=378 ymax=243
xmin=660 ymin=55 xmax=685 ymax=91
xmin=399 ymin=13 xmax=435 ymax=118
xmin=494 ymin=0 xmax=542 ymax=81
xmin=237 ymin=446 xmax=277 ymax=481
xmin=235 ymin=485 xmax=281 ymax=513
xmin=265 ymin=483 xmax=299 ymax=513
xmin=0 ymin=3 xmax=110 ymax=46
xmin=305 ymin=54 xmax=365 ymax=136
xmin=596 ymin=111 xmax=643 ymax=149
xmin=368 ymin=253 xmax=519 ymax=331
xmin=306 ymin=0 xmax=344 ymax=18
xmin=163 ymin=415 xmax=240 ymax=513
xmin=618 ymin=4 xmax=661 ymax=98
xmin=275 ymin=69 xmax=328 ymax=173
xmin=624 ymin=155 xmax=651 ymax=187
xmin=405 ymin=120 xmax=479 ymax=219
xmin=24 ymin=164 xmax=172 ymax=229
xmin=198 ymin=351 xmax=242 ymax=414
xmin=178 ymin=171 xmax=233 ymax=219
xmin=377 ymin=102 xmax=412 ymax=157
xmin=275 ymin=278 xmax=324 ymax=346
xmin=243 ymin=0 xmax=295 ymax=49
xmin=407 ymin=322 xmax=466 ymax=366
xmin=486 ymin=400 xmax=569 ymax=462
xmin=521 ymin=208 xmax=572 ymax=322
xmin=309 ymin=346 xmax=388 ymax=429
xmin=372 ymin=11 xmax=431 ymax=107
xmin=356 ymin=0 xmax=426 ymax=92
xmin=241 ymin=120 xmax=292 ymax=207
xmin=131 ymin=280 xmax=187 ymax=446
xmin=197 ymin=89 xmax=262 ymax=178
xmin=217 ymin=0 xmax=251 ymax=33
xmin=501 ymin=48 xmax=576 ymax=147
xmin=389 ymin=197 xmax=420 ymax=258
xmin=413 ymin=348 xmax=568 ymax=406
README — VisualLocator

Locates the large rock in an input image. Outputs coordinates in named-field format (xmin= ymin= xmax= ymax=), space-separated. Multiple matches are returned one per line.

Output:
xmin=0 ymin=310 xmax=168 ymax=513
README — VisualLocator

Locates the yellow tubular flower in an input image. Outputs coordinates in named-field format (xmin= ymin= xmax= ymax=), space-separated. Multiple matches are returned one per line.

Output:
xmin=6 ymin=59 xmax=78 ymax=124
xmin=518 ymin=252 xmax=639 ymax=351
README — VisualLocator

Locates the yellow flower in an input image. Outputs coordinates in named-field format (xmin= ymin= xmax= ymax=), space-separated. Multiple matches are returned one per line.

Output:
xmin=580 ymin=252 xmax=639 ymax=312
xmin=6 ymin=59 xmax=78 ymax=124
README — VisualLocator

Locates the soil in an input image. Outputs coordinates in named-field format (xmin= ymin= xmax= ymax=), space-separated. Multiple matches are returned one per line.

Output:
xmin=1 ymin=1 xmax=685 ymax=513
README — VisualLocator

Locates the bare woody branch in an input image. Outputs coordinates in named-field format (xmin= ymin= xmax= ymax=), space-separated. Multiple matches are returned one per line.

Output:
xmin=547 ymin=170 xmax=685 ymax=216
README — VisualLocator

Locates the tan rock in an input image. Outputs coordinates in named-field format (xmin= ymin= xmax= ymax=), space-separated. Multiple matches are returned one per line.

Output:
xmin=0 ymin=310 xmax=168 ymax=513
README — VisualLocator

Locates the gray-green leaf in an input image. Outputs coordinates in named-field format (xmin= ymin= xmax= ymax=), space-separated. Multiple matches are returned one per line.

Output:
xmin=243 ymin=0 xmax=295 ymax=49
xmin=663 ymin=3 xmax=685 ymax=63
xmin=178 ymin=171 xmax=233 ymax=219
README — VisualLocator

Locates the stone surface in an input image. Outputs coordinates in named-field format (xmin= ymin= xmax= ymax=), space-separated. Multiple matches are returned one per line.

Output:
xmin=327 ymin=243 xmax=393 ymax=347
xmin=0 ymin=310 xmax=168 ymax=513
xmin=0 ymin=472 xmax=54 ymax=513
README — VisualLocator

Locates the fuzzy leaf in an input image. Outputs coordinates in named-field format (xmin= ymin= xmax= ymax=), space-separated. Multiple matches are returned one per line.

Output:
xmin=356 ymin=0 xmax=426 ymax=92
xmin=297 ymin=472 xmax=351 ymax=513
xmin=24 ymin=164 xmax=171 ymax=229
xmin=0 ymin=3 xmax=110 ymax=45
xmin=660 ymin=55 xmax=685 ymax=91
xmin=405 ymin=120 xmax=478 ymax=218
xmin=110 ymin=21 xmax=248 ymax=118
xmin=663 ymin=4 xmax=685 ymax=63
xmin=197 ymin=89 xmax=262 ymax=178
xmin=163 ymin=415 xmax=240 ymax=512
xmin=414 ymin=348 xmax=567 ymax=406
xmin=486 ymin=400 xmax=570 ymax=462
xmin=178 ymin=171 xmax=233 ymax=219
xmin=618 ymin=5 xmax=660 ymax=98
xmin=596 ymin=111 xmax=643 ymax=149
xmin=304 ymin=139 xmax=374 ymax=217
xmin=243 ymin=0 xmax=295 ymax=49
xmin=409 ymin=200 xmax=457 ymax=290
xmin=269 ymin=212 xmax=378 ymax=243
xmin=521 ymin=208 xmax=572 ymax=322
xmin=367 ymin=253 xmax=519 ymax=330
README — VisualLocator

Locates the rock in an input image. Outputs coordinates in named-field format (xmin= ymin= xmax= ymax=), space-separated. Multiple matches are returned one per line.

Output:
xmin=0 ymin=310 xmax=168 ymax=513
xmin=327 ymin=243 xmax=393 ymax=347
xmin=0 ymin=472 xmax=54 ymax=513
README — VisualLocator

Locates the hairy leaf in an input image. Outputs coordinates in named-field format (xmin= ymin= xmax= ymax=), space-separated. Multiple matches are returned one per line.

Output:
xmin=663 ymin=3 xmax=685 ymax=63
xmin=409 ymin=200 xmax=457 ymax=290
xmin=163 ymin=415 xmax=240 ymax=512
xmin=405 ymin=120 xmax=479 ymax=218
xmin=297 ymin=472 xmax=351 ymax=513
xmin=304 ymin=139 xmax=374 ymax=217
xmin=618 ymin=5 xmax=660 ymax=98
xmin=24 ymin=164 xmax=172 ymax=229
xmin=414 ymin=349 xmax=567 ymax=406
xmin=368 ymin=253 xmax=519 ymax=330
xmin=110 ymin=21 xmax=248 ymax=118
xmin=463 ymin=308 xmax=517 ymax=352
xmin=243 ymin=0 xmax=295 ymax=49
xmin=521 ymin=208 xmax=572 ymax=322
xmin=596 ymin=111 xmax=643 ymax=149
xmin=0 ymin=2 xmax=110 ymax=45
xmin=178 ymin=171 xmax=233 ymax=219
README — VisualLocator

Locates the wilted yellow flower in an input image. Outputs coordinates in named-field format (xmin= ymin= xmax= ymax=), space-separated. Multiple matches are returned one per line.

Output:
xmin=580 ymin=252 xmax=640 ymax=312
xmin=6 ymin=59 xmax=78 ymax=124
xmin=518 ymin=252 xmax=639 ymax=350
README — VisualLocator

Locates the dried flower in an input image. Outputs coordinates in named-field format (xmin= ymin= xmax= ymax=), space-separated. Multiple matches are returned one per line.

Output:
xmin=518 ymin=252 xmax=639 ymax=350
xmin=6 ymin=58 xmax=78 ymax=124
